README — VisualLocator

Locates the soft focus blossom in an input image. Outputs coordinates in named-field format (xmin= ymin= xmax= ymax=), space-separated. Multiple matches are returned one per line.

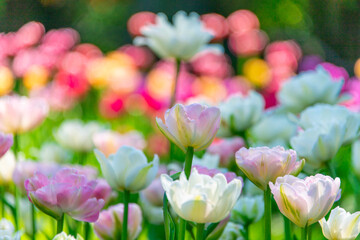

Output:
xmin=156 ymin=103 xmax=221 ymax=152
xmin=127 ymin=11 xmax=157 ymax=37
xmin=265 ymin=40 xmax=302 ymax=71
xmin=141 ymin=177 xmax=164 ymax=207
xmin=227 ymin=10 xmax=259 ymax=34
xmin=93 ymin=130 xmax=146 ymax=157
xmin=161 ymin=168 xmax=242 ymax=223
xmin=231 ymin=195 xmax=264 ymax=225
xmin=55 ymin=120 xmax=103 ymax=152
xmin=0 ymin=95 xmax=48 ymax=134
xmin=0 ymin=66 xmax=14 ymax=96
xmin=25 ymin=168 xmax=105 ymax=222
xmin=201 ymin=13 xmax=229 ymax=41
xmin=298 ymin=55 xmax=323 ymax=72
xmin=191 ymin=51 xmax=233 ymax=78
xmin=352 ymin=139 xmax=360 ymax=177
xmin=192 ymin=165 xmax=241 ymax=184
xmin=119 ymin=44 xmax=155 ymax=69
xmin=320 ymin=62 xmax=349 ymax=82
xmin=207 ymin=137 xmax=244 ymax=167
xmin=94 ymin=203 xmax=142 ymax=240
xmin=236 ymin=146 xmax=305 ymax=190
xmin=277 ymin=67 xmax=343 ymax=113
xmin=269 ymin=174 xmax=340 ymax=227
xmin=228 ymin=30 xmax=268 ymax=57
xmin=249 ymin=113 xmax=297 ymax=147
xmin=0 ymin=218 xmax=21 ymax=240
xmin=319 ymin=207 xmax=360 ymax=240
xmin=219 ymin=91 xmax=264 ymax=134
xmin=95 ymin=146 xmax=159 ymax=192
xmin=23 ymin=65 xmax=49 ymax=90
xmin=341 ymin=78 xmax=360 ymax=112
xmin=38 ymin=142 xmax=71 ymax=163
xmin=219 ymin=222 xmax=245 ymax=240
xmin=92 ymin=179 xmax=113 ymax=204
xmin=53 ymin=232 xmax=83 ymax=240
xmin=0 ymin=151 xmax=16 ymax=185
xmin=192 ymin=153 xmax=220 ymax=169
xmin=134 ymin=11 xmax=222 ymax=61
xmin=0 ymin=132 xmax=13 ymax=158
xmin=242 ymin=58 xmax=270 ymax=87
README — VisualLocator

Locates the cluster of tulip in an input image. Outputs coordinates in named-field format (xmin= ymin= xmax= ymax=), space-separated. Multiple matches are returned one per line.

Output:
xmin=0 ymin=8 xmax=360 ymax=240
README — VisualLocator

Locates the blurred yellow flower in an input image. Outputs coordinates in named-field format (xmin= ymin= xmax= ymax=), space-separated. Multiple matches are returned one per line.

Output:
xmin=24 ymin=65 xmax=49 ymax=90
xmin=0 ymin=66 xmax=14 ymax=95
xmin=243 ymin=58 xmax=270 ymax=88
xmin=354 ymin=58 xmax=360 ymax=78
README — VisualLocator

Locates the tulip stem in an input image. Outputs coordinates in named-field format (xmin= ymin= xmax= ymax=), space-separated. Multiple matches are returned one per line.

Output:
xmin=196 ymin=223 xmax=205 ymax=240
xmin=13 ymin=134 xmax=19 ymax=231
xmin=184 ymin=147 xmax=194 ymax=179
xmin=264 ymin=186 xmax=271 ymax=240
xmin=178 ymin=218 xmax=186 ymax=240
xmin=244 ymin=223 xmax=249 ymax=240
xmin=283 ymin=215 xmax=291 ymax=240
xmin=31 ymin=204 xmax=36 ymax=240
xmin=0 ymin=186 xmax=4 ymax=218
xmin=301 ymin=224 xmax=308 ymax=240
xmin=84 ymin=222 xmax=91 ymax=240
xmin=170 ymin=58 xmax=181 ymax=107
xmin=57 ymin=214 xmax=64 ymax=234
xmin=122 ymin=190 xmax=130 ymax=240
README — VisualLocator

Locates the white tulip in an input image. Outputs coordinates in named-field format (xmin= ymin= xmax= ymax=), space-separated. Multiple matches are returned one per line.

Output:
xmin=95 ymin=146 xmax=159 ymax=192
xmin=134 ymin=11 xmax=222 ymax=61
xmin=0 ymin=151 xmax=16 ymax=185
xmin=0 ymin=218 xmax=20 ymax=240
xmin=52 ymin=232 xmax=83 ymax=240
xmin=277 ymin=67 xmax=343 ymax=113
xmin=319 ymin=207 xmax=360 ymax=240
xmin=55 ymin=119 xmax=103 ymax=152
xmin=161 ymin=168 xmax=242 ymax=223
xmin=219 ymin=91 xmax=264 ymax=134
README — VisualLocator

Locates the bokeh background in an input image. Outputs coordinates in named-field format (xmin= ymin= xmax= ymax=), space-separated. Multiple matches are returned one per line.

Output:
xmin=1 ymin=0 xmax=359 ymax=72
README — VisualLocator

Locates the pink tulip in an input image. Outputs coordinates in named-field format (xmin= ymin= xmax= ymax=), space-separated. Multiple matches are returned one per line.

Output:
xmin=0 ymin=132 xmax=13 ymax=158
xmin=94 ymin=203 xmax=142 ymax=240
xmin=25 ymin=168 xmax=105 ymax=222
xmin=192 ymin=165 xmax=241 ymax=184
xmin=270 ymin=174 xmax=341 ymax=227
xmin=92 ymin=179 xmax=113 ymax=204
xmin=207 ymin=137 xmax=245 ymax=167
xmin=235 ymin=146 xmax=305 ymax=190
xmin=141 ymin=177 xmax=164 ymax=207
xmin=0 ymin=95 xmax=48 ymax=134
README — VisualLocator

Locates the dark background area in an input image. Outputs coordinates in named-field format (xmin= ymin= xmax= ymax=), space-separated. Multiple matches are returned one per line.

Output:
xmin=1 ymin=0 xmax=359 ymax=72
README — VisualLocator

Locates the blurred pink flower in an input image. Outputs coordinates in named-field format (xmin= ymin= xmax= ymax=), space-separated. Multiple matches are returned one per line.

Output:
xmin=146 ymin=133 xmax=169 ymax=157
xmin=93 ymin=130 xmax=146 ymax=157
xmin=54 ymin=70 xmax=89 ymax=98
xmin=127 ymin=12 xmax=156 ymax=37
xmin=119 ymin=44 xmax=155 ymax=69
xmin=201 ymin=13 xmax=229 ymax=41
xmin=0 ymin=95 xmax=49 ymax=134
xmin=191 ymin=51 xmax=233 ymax=78
xmin=192 ymin=165 xmax=241 ymax=184
xmin=74 ymin=43 xmax=103 ymax=60
xmin=0 ymin=132 xmax=13 ymax=158
xmin=40 ymin=28 xmax=79 ymax=54
xmin=141 ymin=177 xmax=164 ymax=207
xmin=25 ymin=168 xmax=105 ymax=222
xmin=98 ymin=91 xmax=125 ymax=119
xmin=94 ymin=203 xmax=142 ymax=240
xmin=14 ymin=22 xmax=45 ymax=51
xmin=228 ymin=30 xmax=268 ymax=56
xmin=341 ymin=78 xmax=360 ymax=112
xmin=207 ymin=137 xmax=245 ymax=167
xmin=319 ymin=62 xmax=349 ymax=82
xmin=265 ymin=40 xmax=302 ymax=71
xmin=227 ymin=10 xmax=260 ymax=34
xmin=92 ymin=178 xmax=113 ymax=204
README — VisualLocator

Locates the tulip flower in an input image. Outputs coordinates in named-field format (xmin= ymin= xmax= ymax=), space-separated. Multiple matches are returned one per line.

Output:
xmin=0 ymin=218 xmax=21 ymax=240
xmin=270 ymin=174 xmax=340 ymax=239
xmin=219 ymin=91 xmax=264 ymax=135
xmin=231 ymin=195 xmax=264 ymax=226
xmin=0 ymin=132 xmax=13 ymax=158
xmin=319 ymin=207 xmax=360 ymax=240
xmin=94 ymin=203 xmax=142 ymax=240
xmin=277 ymin=67 xmax=343 ymax=113
xmin=0 ymin=151 xmax=16 ymax=185
xmin=55 ymin=119 xmax=103 ymax=153
xmin=235 ymin=146 xmax=305 ymax=190
xmin=53 ymin=232 xmax=83 ymax=240
xmin=25 ymin=168 xmax=105 ymax=233
xmin=207 ymin=137 xmax=244 ymax=167
xmin=161 ymin=168 xmax=242 ymax=223
xmin=0 ymin=95 xmax=48 ymax=134
xmin=218 ymin=222 xmax=244 ymax=240
xmin=92 ymin=179 xmax=113 ymax=204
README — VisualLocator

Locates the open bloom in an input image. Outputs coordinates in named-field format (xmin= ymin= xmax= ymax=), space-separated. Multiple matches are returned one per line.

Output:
xmin=94 ymin=203 xmax=142 ymax=240
xmin=156 ymin=103 xmax=221 ymax=152
xmin=53 ymin=232 xmax=83 ymax=240
xmin=134 ymin=11 xmax=221 ymax=61
xmin=161 ymin=168 xmax=242 ymax=223
xmin=319 ymin=207 xmax=360 ymax=240
xmin=25 ymin=168 xmax=105 ymax=222
xmin=0 ymin=95 xmax=48 ymax=134
xmin=55 ymin=119 xmax=103 ymax=152
xmin=95 ymin=146 xmax=159 ymax=192
xmin=269 ymin=174 xmax=340 ymax=228
xmin=235 ymin=146 xmax=305 ymax=190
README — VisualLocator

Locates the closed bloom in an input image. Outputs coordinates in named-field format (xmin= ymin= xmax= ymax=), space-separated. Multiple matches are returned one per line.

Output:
xmin=0 ymin=151 xmax=16 ymax=185
xmin=0 ymin=132 xmax=13 ymax=158
xmin=94 ymin=203 xmax=142 ymax=240
xmin=231 ymin=195 xmax=264 ymax=225
xmin=269 ymin=174 xmax=340 ymax=228
xmin=25 ymin=168 xmax=105 ymax=222
xmin=277 ymin=67 xmax=343 ymax=113
xmin=0 ymin=95 xmax=48 ymax=134
xmin=156 ymin=103 xmax=221 ymax=152
xmin=55 ymin=120 xmax=103 ymax=152
xmin=93 ymin=130 xmax=146 ymax=157
xmin=319 ymin=207 xmax=360 ymax=240
xmin=161 ymin=168 xmax=243 ymax=223
xmin=235 ymin=146 xmax=305 ymax=190
xmin=53 ymin=232 xmax=83 ymax=240
xmin=94 ymin=146 xmax=159 ymax=192
xmin=134 ymin=11 xmax=221 ymax=61
xmin=219 ymin=91 xmax=264 ymax=134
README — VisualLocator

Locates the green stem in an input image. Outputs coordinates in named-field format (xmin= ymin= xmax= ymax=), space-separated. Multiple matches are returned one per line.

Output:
xmin=326 ymin=162 xmax=336 ymax=178
xmin=31 ymin=204 xmax=36 ymax=240
xmin=84 ymin=222 xmax=91 ymax=240
xmin=301 ymin=224 xmax=308 ymax=240
xmin=170 ymin=58 xmax=181 ymax=107
xmin=57 ymin=214 xmax=64 ymax=234
xmin=184 ymin=147 xmax=194 ymax=179
xmin=244 ymin=223 xmax=249 ymax=240
xmin=122 ymin=190 xmax=130 ymax=240
xmin=264 ymin=186 xmax=271 ymax=240
xmin=196 ymin=223 xmax=205 ymax=240
xmin=13 ymin=134 xmax=19 ymax=231
xmin=0 ymin=186 xmax=4 ymax=218
xmin=284 ymin=215 xmax=291 ymax=240
xmin=308 ymin=224 xmax=312 ymax=240
xmin=178 ymin=218 xmax=186 ymax=240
